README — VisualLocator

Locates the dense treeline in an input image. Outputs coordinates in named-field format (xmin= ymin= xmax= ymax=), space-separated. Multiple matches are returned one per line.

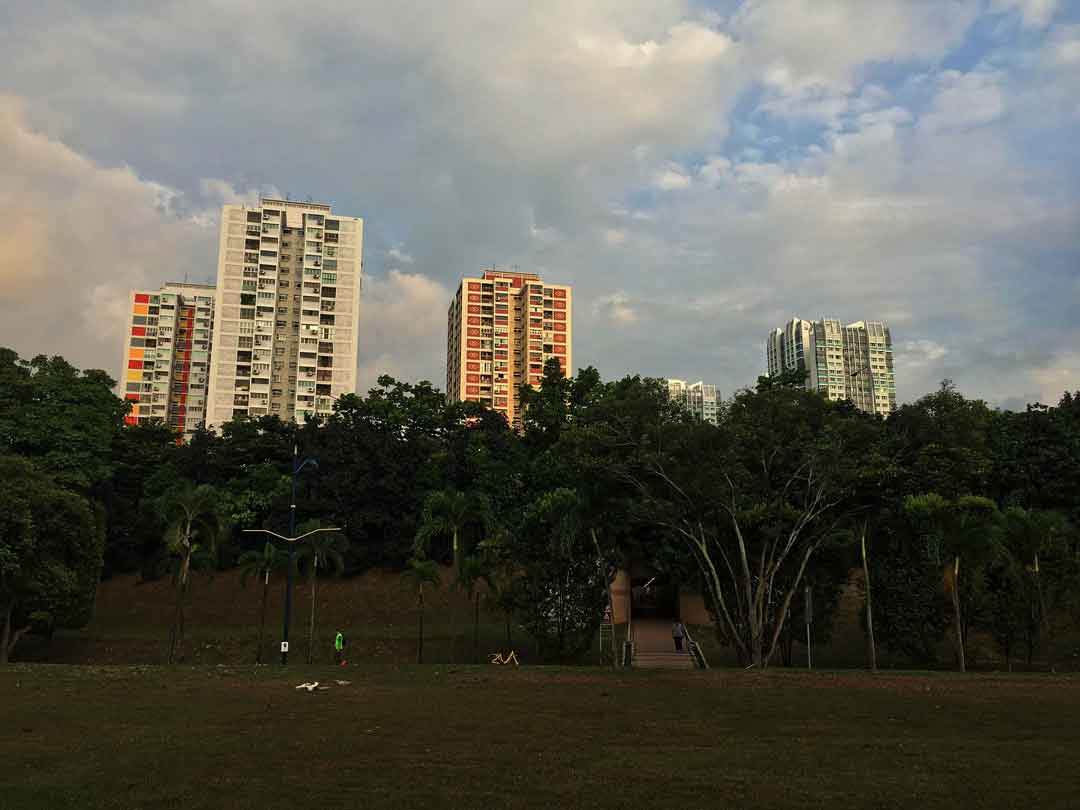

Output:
xmin=2 ymin=345 xmax=1079 ymax=668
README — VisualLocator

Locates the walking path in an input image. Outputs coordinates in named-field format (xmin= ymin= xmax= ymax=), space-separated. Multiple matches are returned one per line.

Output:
xmin=631 ymin=619 xmax=696 ymax=670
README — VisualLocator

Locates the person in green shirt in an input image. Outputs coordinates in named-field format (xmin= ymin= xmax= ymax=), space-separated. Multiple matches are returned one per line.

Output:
xmin=334 ymin=631 xmax=345 ymax=665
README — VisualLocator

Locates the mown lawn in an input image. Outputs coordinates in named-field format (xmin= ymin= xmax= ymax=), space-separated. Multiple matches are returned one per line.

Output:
xmin=2 ymin=664 xmax=1078 ymax=809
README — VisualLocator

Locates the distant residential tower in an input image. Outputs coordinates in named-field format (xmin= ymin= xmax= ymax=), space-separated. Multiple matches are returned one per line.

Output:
xmin=446 ymin=269 xmax=572 ymax=429
xmin=666 ymin=379 xmax=720 ymax=425
xmin=206 ymin=198 xmax=364 ymax=428
xmin=766 ymin=318 xmax=896 ymax=416
xmin=120 ymin=282 xmax=215 ymax=440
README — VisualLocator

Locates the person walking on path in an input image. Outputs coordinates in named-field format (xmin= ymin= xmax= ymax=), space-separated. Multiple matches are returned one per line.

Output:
xmin=672 ymin=621 xmax=686 ymax=652
xmin=334 ymin=631 xmax=346 ymax=665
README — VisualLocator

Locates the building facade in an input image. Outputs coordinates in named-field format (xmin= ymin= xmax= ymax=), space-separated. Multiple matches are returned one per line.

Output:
xmin=206 ymin=198 xmax=363 ymax=428
xmin=666 ymin=379 xmax=720 ymax=425
xmin=120 ymin=282 xmax=215 ymax=440
xmin=446 ymin=269 xmax=572 ymax=428
xmin=766 ymin=317 xmax=896 ymax=417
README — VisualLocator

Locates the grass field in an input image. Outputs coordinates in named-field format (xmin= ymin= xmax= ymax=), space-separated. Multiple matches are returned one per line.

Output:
xmin=2 ymin=664 xmax=1079 ymax=809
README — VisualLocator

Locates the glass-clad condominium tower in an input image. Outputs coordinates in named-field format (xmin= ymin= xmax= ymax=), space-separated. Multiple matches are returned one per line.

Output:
xmin=767 ymin=318 xmax=896 ymax=417
xmin=206 ymin=198 xmax=363 ymax=428
xmin=666 ymin=379 xmax=720 ymax=425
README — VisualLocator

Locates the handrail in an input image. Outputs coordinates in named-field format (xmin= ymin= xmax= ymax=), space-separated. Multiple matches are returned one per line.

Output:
xmin=683 ymin=625 xmax=709 ymax=670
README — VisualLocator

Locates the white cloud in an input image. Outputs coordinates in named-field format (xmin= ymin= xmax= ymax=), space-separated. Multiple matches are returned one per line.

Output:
xmin=386 ymin=246 xmax=415 ymax=265
xmin=731 ymin=0 xmax=981 ymax=81
xmin=897 ymin=339 xmax=949 ymax=368
xmin=0 ymin=96 xmax=218 ymax=379
xmin=592 ymin=292 xmax=639 ymax=324
xmin=919 ymin=70 xmax=1006 ymax=134
xmin=653 ymin=164 xmax=693 ymax=190
xmin=356 ymin=270 xmax=451 ymax=390
xmin=991 ymin=0 xmax=1059 ymax=29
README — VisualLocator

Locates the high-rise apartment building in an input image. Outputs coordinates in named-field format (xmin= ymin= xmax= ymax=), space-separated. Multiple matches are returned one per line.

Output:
xmin=206 ymin=198 xmax=363 ymax=428
xmin=120 ymin=282 xmax=215 ymax=439
xmin=446 ymin=269 xmax=572 ymax=428
xmin=766 ymin=317 xmax=896 ymax=417
xmin=666 ymin=379 xmax=720 ymax=425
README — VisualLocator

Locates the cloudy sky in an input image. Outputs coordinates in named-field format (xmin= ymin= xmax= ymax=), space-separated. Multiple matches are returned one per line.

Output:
xmin=1 ymin=0 xmax=1077 ymax=409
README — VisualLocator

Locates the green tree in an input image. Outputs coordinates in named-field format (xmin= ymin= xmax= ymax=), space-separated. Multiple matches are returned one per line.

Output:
xmin=990 ymin=508 xmax=1068 ymax=667
xmin=404 ymin=558 xmax=441 ymax=663
xmin=414 ymin=489 xmax=489 ymax=576
xmin=627 ymin=381 xmax=878 ymax=667
xmin=456 ymin=554 xmax=489 ymax=663
xmin=414 ymin=489 xmax=491 ymax=660
xmin=237 ymin=541 xmax=287 ymax=664
xmin=161 ymin=483 xmax=227 ymax=663
xmin=101 ymin=421 xmax=178 ymax=575
xmin=0 ymin=349 xmax=127 ymax=491
xmin=512 ymin=488 xmax=608 ymax=662
xmin=295 ymin=526 xmax=348 ymax=665
xmin=0 ymin=455 xmax=104 ymax=663
xmin=904 ymin=494 xmax=1000 ymax=672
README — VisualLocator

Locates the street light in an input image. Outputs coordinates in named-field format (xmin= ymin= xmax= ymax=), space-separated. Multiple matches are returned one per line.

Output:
xmin=242 ymin=443 xmax=334 ymax=665
xmin=242 ymin=524 xmax=342 ymax=665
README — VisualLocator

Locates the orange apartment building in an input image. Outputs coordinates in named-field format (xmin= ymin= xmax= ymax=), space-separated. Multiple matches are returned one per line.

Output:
xmin=446 ymin=269 xmax=572 ymax=428
xmin=120 ymin=282 xmax=215 ymax=440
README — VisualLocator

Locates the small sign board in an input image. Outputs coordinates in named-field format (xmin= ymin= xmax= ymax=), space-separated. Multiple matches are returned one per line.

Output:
xmin=281 ymin=641 xmax=289 ymax=653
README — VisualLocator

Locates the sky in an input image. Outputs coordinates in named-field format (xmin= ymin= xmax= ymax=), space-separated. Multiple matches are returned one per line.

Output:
xmin=0 ymin=0 xmax=1077 ymax=410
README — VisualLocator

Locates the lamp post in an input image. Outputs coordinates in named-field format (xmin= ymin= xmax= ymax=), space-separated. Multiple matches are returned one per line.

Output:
xmin=242 ymin=525 xmax=340 ymax=665
xmin=242 ymin=442 xmax=328 ymax=665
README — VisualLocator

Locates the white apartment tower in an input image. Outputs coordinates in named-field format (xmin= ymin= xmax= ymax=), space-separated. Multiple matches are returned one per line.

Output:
xmin=666 ymin=379 xmax=720 ymax=425
xmin=206 ymin=199 xmax=363 ymax=428
xmin=121 ymin=282 xmax=215 ymax=440
xmin=767 ymin=318 xmax=896 ymax=417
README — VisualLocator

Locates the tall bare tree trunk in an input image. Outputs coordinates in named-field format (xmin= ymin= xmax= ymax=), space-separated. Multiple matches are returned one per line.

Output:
xmin=169 ymin=579 xmax=184 ymax=664
xmin=473 ymin=592 xmax=480 ymax=663
xmin=862 ymin=526 xmax=877 ymax=672
xmin=0 ymin=602 xmax=27 ymax=664
xmin=417 ymin=585 xmax=425 ymax=664
xmin=256 ymin=570 xmax=269 ymax=664
xmin=950 ymin=556 xmax=966 ymax=673
xmin=307 ymin=565 xmax=317 ymax=665
xmin=1 ymin=603 xmax=10 ymax=665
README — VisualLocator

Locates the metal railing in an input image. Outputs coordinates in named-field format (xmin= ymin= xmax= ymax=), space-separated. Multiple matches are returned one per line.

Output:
xmin=684 ymin=625 xmax=709 ymax=670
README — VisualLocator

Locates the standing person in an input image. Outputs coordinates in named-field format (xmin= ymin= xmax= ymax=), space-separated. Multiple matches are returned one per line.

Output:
xmin=672 ymin=621 xmax=686 ymax=652
xmin=334 ymin=630 xmax=345 ymax=665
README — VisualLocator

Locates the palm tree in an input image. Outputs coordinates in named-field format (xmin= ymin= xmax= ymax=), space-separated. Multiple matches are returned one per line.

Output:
xmin=404 ymin=558 xmax=441 ymax=664
xmin=161 ymin=483 xmax=226 ymax=664
xmin=456 ymin=555 xmax=488 ymax=663
xmin=414 ymin=489 xmax=489 ymax=577
xmin=1001 ymin=507 xmax=1066 ymax=666
xmin=415 ymin=490 xmax=489 ymax=662
xmin=295 ymin=526 xmax=347 ymax=665
xmin=238 ymin=541 xmax=286 ymax=664
xmin=905 ymin=493 xmax=1000 ymax=673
